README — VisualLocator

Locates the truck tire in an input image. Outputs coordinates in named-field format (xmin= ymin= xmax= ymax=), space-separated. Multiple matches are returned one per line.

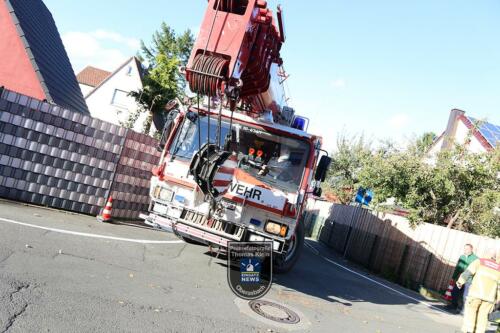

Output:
xmin=274 ymin=221 xmax=304 ymax=274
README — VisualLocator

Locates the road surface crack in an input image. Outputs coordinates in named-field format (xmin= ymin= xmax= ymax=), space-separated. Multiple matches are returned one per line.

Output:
xmin=173 ymin=244 xmax=187 ymax=259
xmin=57 ymin=252 xmax=139 ymax=272
xmin=0 ymin=251 xmax=14 ymax=266
xmin=3 ymin=282 xmax=31 ymax=333
xmin=62 ymin=252 xmax=96 ymax=262
xmin=9 ymin=283 xmax=30 ymax=303
xmin=2 ymin=303 xmax=28 ymax=333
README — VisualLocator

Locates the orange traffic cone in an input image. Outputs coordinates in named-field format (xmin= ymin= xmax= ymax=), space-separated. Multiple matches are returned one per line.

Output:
xmin=98 ymin=197 xmax=113 ymax=222
xmin=443 ymin=279 xmax=454 ymax=302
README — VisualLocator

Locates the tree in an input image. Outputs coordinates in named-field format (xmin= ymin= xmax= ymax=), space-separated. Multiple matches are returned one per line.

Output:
xmin=466 ymin=188 xmax=500 ymax=237
xmin=127 ymin=23 xmax=194 ymax=134
xmin=325 ymin=132 xmax=500 ymax=238
xmin=358 ymin=143 xmax=499 ymax=238
xmin=325 ymin=133 xmax=371 ymax=204
xmin=414 ymin=132 xmax=437 ymax=154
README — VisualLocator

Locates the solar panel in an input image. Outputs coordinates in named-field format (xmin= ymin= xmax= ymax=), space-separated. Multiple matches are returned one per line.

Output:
xmin=466 ymin=116 xmax=499 ymax=148
xmin=480 ymin=123 xmax=499 ymax=147
xmin=485 ymin=123 xmax=496 ymax=132
xmin=482 ymin=130 xmax=496 ymax=147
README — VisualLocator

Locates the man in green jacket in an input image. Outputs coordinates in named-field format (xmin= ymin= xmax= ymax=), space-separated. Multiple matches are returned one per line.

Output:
xmin=456 ymin=248 xmax=499 ymax=333
xmin=450 ymin=244 xmax=479 ymax=312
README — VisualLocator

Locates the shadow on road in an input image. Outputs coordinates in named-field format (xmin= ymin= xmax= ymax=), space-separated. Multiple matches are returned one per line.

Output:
xmin=272 ymin=239 xmax=423 ymax=307
xmin=201 ymin=239 xmax=428 ymax=309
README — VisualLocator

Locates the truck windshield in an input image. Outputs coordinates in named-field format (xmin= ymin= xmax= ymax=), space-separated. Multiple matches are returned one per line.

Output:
xmin=169 ymin=115 xmax=310 ymax=192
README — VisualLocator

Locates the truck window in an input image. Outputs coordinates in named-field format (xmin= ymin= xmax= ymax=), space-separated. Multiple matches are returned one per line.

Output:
xmin=169 ymin=115 xmax=309 ymax=192
xmin=170 ymin=116 xmax=231 ymax=160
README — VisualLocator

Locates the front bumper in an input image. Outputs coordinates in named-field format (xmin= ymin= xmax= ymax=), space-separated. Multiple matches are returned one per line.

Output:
xmin=140 ymin=211 xmax=285 ymax=252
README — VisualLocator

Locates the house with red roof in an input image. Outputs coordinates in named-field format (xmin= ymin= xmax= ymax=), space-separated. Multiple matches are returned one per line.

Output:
xmin=76 ymin=57 xmax=146 ymax=131
xmin=76 ymin=66 xmax=112 ymax=96
xmin=0 ymin=0 xmax=88 ymax=113
xmin=428 ymin=109 xmax=499 ymax=157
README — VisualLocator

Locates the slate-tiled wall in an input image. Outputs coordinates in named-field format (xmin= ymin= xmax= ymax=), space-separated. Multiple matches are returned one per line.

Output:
xmin=0 ymin=88 xmax=160 ymax=219
xmin=109 ymin=131 xmax=161 ymax=219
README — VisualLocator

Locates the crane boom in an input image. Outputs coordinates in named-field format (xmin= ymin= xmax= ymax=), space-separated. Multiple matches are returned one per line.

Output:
xmin=185 ymin=0 xmax=286 ymax=118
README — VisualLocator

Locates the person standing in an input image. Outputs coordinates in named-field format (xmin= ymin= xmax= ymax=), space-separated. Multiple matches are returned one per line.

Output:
xmin=457 ymin=248 xmax=500 ymax=333
xmin=450 ymin=244 xmax=479 ymax=312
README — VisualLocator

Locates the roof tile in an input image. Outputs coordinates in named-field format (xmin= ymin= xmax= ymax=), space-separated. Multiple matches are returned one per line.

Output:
xmin=6 ymin=0 xmax=90 ymax=114
xmin=76 ymin=66 xmax=112 ymax=88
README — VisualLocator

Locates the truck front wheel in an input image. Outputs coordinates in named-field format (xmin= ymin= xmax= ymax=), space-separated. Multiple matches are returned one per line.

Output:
xmin=273 ymin=221 xmax=304 ymax=274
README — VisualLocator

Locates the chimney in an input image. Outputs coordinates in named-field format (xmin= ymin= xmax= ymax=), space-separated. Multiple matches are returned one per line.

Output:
xmin=442 ymin=108 xmax=465 ymax=150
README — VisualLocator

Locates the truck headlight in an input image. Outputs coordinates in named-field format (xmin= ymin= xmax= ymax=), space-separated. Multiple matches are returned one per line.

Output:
xmin=153 ymin=186 xmax=161 ymax=198
xmin=153 ymin=186 xmax=174 ymax=202
xmin=265 ymin=222 xmax=281 ymax=235
xmin=265 ymin=221 xmax=288 ymax=237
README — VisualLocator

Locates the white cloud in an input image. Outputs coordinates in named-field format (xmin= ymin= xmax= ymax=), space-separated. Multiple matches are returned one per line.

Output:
xmin=91 ymin=29 xmax=141 ymax=49
xmin=331 ymin=78 xmax=346 ymax=88
xmin=62 ymin=30 xmax=140 ymax=73
xmin=388 ymin=113 xmax=410 ymax=129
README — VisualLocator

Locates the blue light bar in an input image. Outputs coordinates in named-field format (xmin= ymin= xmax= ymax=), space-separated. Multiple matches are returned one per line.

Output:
xmin=291 ymin=117 xmax=306 ymax=130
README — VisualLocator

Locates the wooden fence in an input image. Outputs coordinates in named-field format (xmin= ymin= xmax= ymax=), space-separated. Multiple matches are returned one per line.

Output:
xmin=305 ymin=202 xmax=499 ymax=292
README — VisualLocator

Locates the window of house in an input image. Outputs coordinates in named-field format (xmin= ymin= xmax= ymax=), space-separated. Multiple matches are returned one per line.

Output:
xmin=111 ymin=89 xmax=129 ymax=107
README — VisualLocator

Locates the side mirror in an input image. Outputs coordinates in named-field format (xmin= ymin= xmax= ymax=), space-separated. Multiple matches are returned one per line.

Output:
xmin=314 ymin=155 xmax=331 ymax=182
xmin=154 ymin=99 xmax=180 ymax=131
xmin=312 ymin=187 xmax=322 ymax=197
xmin=156 ymin=110 xmax=179 ymax=152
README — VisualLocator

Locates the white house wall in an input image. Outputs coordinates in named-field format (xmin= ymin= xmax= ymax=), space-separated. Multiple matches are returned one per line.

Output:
xmin=79 ymin=83 xmax=94 ymax=96
xmin=455 ymin=119 xmax=488 ymax=153
xmin=84 ymin=58 xmax=147 ymax=132
xmin=428 ymin=135 xmax=444 ymax=156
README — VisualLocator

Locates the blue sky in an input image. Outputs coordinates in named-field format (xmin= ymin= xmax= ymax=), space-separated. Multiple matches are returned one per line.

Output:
xmin=44 ymin=0 xmax=500 ymax=151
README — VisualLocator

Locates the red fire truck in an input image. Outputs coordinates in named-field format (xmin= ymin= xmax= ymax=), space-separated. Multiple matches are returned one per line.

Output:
xmin=140 ymin=0 xmax=330 ymax=272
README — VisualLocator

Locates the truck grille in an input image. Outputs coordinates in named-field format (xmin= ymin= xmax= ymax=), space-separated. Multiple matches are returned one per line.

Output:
xmin=180 ymin=209 xmax=244 ymax=239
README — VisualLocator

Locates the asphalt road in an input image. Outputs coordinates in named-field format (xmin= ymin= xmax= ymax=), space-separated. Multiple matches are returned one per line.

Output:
xmin=0 ymin=199 xmax=463 ymax=333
